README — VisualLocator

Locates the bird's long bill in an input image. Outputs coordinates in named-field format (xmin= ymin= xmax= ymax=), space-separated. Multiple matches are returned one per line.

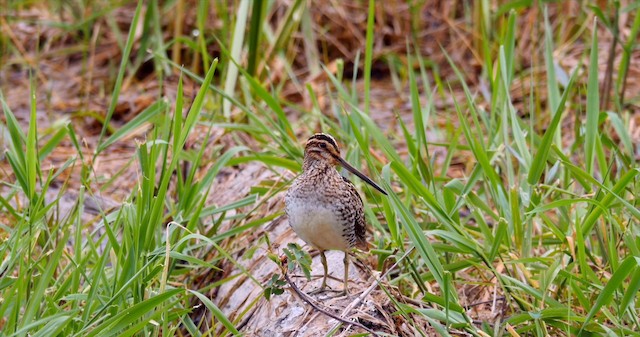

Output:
xmin=337 ymin=157 xmax=388 ymax=195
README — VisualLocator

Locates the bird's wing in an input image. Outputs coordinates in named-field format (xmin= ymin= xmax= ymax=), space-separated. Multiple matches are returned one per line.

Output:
xmin=341 ymin=176 xmax=368 ymax=251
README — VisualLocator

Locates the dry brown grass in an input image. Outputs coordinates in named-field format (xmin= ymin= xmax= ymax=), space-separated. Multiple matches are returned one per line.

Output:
xmin=1 ymin=1 xmax=639 ymax=335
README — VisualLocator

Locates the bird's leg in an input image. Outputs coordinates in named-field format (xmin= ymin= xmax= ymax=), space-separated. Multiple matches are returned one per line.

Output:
xmin=341 ymin=252 xmax=349 ymax=296
xmin=309 ymin=250 xmax=329 ymax=294
xmin=320 ymin=250 xmax=329 ymax=289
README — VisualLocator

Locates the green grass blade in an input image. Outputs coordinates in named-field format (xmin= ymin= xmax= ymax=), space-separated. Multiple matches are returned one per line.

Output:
xmin=188 ymin=290 xmax=240 ymax=335
xmin=605 ymin=111 xmax=634 ymax=159
xmin=94 ymin=0 xmax=143 ymax=157
xmin=388 ymin=190 xmax=455 ymax=302
xmin=21 ymin=228 xmax=71 ymax=328
xmin=544 ymin=5 xmax=561 ymax=147
xmin=618 ymin=265 xmax=640 ymax=316
xmin=0 ymin=92 xmax=27 ymax=164
xmin=222 ymin=0 xmax=250 ymax=118
xmin=178 ymin=59 xmax=219 ymax=150
xmin=30 ymin=315 xmax=74 ymax=337
xmin=98 ymin=99 xmax=168 ymax=153
xmin=39 ymin=125 xmax=68 ymax=160
xmin=362 ymin=0 xmax=375 ymax=113
xmin=26 ymin=74 xmax=38 ymax=201
xmin=527 ymin=69 xmax=578 ymax=185
xmin=579 ymin=256 xmax=639 ymax=334
xmin=172 ymin=73 xmax=184 ymax=158
xmin=247 ymin=0 xmax=265 ymax=76
xmin=585 ymin=18 xmax=600 ymax=175
xmin=85 ymin=289 xmax=182 ymax=337
xmin=581 ymin=167 xmax=639 ymax=237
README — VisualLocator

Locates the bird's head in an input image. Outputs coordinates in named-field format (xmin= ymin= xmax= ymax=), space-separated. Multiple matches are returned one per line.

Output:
xmin=304 ymin=133 xmax=341 ymax=166
xmin=303 ymin=133 xmax=387 ymax=195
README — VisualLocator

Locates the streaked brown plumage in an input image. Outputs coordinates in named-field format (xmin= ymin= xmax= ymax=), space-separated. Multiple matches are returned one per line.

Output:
xmin=285 ymin=133 xmax=387 ymax=295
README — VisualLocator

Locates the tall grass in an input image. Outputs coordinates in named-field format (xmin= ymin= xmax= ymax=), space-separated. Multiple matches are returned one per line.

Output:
xmin=1 ymin=1 xmax=638 ymax=336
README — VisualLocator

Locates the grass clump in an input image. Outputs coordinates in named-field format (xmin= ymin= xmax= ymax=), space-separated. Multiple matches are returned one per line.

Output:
xmin=1 ymin=1 xmax=639 ymax=336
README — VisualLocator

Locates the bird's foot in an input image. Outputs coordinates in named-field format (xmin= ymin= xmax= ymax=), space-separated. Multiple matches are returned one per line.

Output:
xmin=327 ymin=288 xmax=349 ymax=299
xmin=308 ymin=285 xmax=332 ymax=295
xmin=308 ymin=287 xmax=350 ymax=298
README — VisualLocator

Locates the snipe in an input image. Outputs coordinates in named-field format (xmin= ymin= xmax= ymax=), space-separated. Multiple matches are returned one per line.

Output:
xmin=285 ymin=133 xmax=387 ymax=295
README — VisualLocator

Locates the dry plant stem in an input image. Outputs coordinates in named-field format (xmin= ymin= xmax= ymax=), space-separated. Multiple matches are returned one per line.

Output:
xmin=329 ymin=247 xmax=415 ymax=333
xmin=235 ymin=304 xmax=259 ymax=332
xmin=282 ymin=268 xmax=378 ymax=336
xmin=84 ymin=24 xmax=101 ymax=111
xmin=0 ymin=17 xmax=48 ymax=84
xmin=465 ymin=297 xmax=506 ymax=309
xmin=172 ymin=0 xmax=185 ymax=65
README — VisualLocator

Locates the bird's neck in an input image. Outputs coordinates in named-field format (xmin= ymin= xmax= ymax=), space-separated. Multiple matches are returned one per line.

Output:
xmin=302 ymin=157 xmax=336 ymax=175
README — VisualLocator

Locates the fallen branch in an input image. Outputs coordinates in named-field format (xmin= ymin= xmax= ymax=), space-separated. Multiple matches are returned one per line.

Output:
xmin=281 ymin=264 xmax=379 ymax=336
xmin=331 ymin=247 xmax=416 ymax=333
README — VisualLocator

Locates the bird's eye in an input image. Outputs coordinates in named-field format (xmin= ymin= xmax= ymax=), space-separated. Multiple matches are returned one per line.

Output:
xmin=320 ymin=143 xmax=327 ymax=148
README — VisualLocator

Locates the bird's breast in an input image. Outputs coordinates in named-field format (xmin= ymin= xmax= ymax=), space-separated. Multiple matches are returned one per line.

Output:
xmin=285 ymin=194 xmax=351 ymax=251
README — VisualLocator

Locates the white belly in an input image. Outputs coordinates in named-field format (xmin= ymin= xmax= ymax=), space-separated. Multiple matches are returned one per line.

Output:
xmin=286 ymin=201 xmax=349 ymax=251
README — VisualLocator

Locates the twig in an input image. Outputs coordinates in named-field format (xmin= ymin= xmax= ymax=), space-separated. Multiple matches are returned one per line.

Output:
xmin=600 ymin=8 xmax=618 ymax=111
xmin=282 ymin=268 xmax=378 ymax=336
xmin=464 ymin=297 xmax=505 ymax=309
xmin=235 ymin=303 xmax=259 ymax=332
